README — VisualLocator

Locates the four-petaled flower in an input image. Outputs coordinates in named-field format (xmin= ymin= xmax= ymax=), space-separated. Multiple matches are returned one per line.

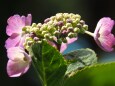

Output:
xmin=5 ymin=14 xmax=32 ymax=49
xmin=7 ymin=47 xmax=31 ymax=77
xmin=94 ymin=17 xmax=115 ymax=52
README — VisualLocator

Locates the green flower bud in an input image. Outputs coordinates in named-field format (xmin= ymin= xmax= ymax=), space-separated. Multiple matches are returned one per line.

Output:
xmin=66 ymin=23 xmax=72 ymax=27
xmin=37 ymin=23 xmax=42 ymax=28
xmin=25 ymin=45 xmax=30 ymax=50
xmin=25 ymin=37 xmax=33 ymax=41
xmin=57 ymin=39 xmax=62 ymax=44
xmin=56 ymin=13 xmax=63 ymax=20
xmin=54 ymin=31 xmax=60 ymax=36
xmin=68 ymin=27 xmax=73 ymax=31
xmin=22 ymin=26 xmax=27 ymax=31
xmin=42 ymin=31 xmax=48 ymax=35
xmin=63 ymin=13 xmax=69 ymax=19
xmin=22 ymin=26 xmax=31 ymax=32
xmin=40 ymin=24 xmax=47 ymax=31
xmin=68 ymin=32 xmax=75 ymax=38
xmin=76 ymin=23 xmax=82 ymax=29
xmin=73 ymin=14 xmax=81 ymax=19
xmin=61 ymin=26 xmax=67 ymax=30
xmin=32 ymin=27 xmax=39 ymax=32
xmin=50 ymin=16 xmax=56 ymax=20
xmin=62 ymin=38 xmax=67 ymax=43
xmin=74 ymin=27 xmax=80 ymax=33
xmin=44 ymin=34 xmax=50 ymax=39
xmin=27 ymin=41 xmax=34 ymax=46
xmin=83 ymin=24 xmax=88 ymax=30
xmin=32 ymin=23 xmax=37 ymax=27
xmin=80 ymin=20 xmax=85 ymax=25
xmin=42 ymin=39 xmax=47 ymax=42
xmin=37 ymin=41 xmax=42 ymax=44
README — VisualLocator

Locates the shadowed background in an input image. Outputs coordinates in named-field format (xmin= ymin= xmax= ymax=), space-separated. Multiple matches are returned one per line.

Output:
xmin=0 ymin=0 xmax=115 ymax=86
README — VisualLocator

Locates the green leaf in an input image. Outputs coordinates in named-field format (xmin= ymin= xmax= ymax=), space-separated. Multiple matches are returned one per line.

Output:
xmin=30 ymin=42 xmax=67 ymax=86
xmin=63 ymin=62 xmax=115 ymax=86
xmin=63 ymin=48 xmax=97 ymax=76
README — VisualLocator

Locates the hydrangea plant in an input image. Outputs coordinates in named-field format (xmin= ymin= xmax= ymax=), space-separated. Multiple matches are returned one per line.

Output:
xmin=4 ymin=13 xmax=115 ymax=86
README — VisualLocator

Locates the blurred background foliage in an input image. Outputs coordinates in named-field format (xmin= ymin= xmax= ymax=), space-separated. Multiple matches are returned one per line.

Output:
xmin=0 ymin=0 xmax=115 ymax=86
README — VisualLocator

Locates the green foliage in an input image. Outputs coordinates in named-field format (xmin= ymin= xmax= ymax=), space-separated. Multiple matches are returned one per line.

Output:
xmin=63 ymin=62 xmax=115 ymax=86
xmin=30 ymin=42 xmax=115 ymax=86
xmin=63 ymin=48 xmax=97 ymax=76
xmin=30 ymin=42 xmax=67 ymax=86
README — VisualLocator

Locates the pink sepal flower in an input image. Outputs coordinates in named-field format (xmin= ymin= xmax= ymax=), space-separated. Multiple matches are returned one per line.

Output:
xmin=94 ymin=17 xmax=115 ymax=52
xmin=7 ymin=47 xmax=31 ymax=77
xmin=5 ymin=14 xmax=32 ymax=49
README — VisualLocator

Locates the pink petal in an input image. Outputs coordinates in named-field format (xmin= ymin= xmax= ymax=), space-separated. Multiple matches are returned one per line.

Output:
xmin=6 ymin=15 xmax=25 ymax=36
xmin=98 ymin=34 xmax=115 ymax=52
xmin=99 ymin=18 xmax=114 ymax=35
xmin=25 ymin=14 xmax=32 ymax=25
xmin=94 ymin=17 xmax=114 ymax=37
xmin=7 ymin=60 xmax=30 ymax=77
xmin=7 ymin=47 xmax=24 ymax=60
xmin=5 ymin=34 xmax=21 ymax=49
xmin=60 ymin=43 xmax=67 ymax=53
xmin=17 ymin=35 xmax=26 ymax=48
xmin=66 ymin=37 xmax=77 ymax=44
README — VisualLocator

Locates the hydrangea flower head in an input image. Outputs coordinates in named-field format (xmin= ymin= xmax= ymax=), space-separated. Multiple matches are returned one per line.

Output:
xmin=94 ymin=17 xmax=115 ymax=52
xmin=7 ymin=47 xmax=31 ymax=77
xmin=5 ymin=14 xmax=32 ymax=49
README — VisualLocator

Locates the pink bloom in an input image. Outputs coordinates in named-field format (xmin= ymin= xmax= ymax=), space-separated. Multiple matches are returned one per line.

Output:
xmin=60 ymin=37 xmax=77 ymax=53
xmin=7 ymin=47 xmax=31 ymax=77
xmin=94 ymin=17 xmax=115 ymax=52
xmin=5 ymin=14 xmax=32 ymax=49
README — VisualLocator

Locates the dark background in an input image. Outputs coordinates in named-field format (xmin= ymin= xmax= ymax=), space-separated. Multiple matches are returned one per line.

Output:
xmin=0 ymin=0 xmax=115 ymax=86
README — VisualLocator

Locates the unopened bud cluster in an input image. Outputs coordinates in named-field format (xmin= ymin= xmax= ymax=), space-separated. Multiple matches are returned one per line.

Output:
xmin=22 ymin=13 xmax=88 ymax=49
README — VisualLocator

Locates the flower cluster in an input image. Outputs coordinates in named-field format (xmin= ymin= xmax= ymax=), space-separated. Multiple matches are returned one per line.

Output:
xmin=23 ymin=13 xmax=88 ymax=52
xmin=5 ymin=13 xmax=115 ymax=77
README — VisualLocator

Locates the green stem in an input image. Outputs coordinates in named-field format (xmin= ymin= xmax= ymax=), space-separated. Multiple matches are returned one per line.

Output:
xmin=85 ymin=31 xmax=94 ymax=37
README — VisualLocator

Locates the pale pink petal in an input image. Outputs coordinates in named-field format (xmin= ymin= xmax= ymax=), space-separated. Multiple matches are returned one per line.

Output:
xmin=5 ymin=34 xmax=21 ymax=49
xmin=7 ymin=60 xmax=29 ymax=77
xmin=6 ymin=15 xmax=25 ymax=36
xmin=66 ymin=37 xmax=77 ymax=44
xmin=17 ymin=35 xmax=26 ymax=48
xmin=25 ymin=14 xmax=32 ymax=25
xmin=21 ymin=16 xmax=26 ymax=23
xmin=7 ymin=47 xmax=24 ymax=61
xmin=99 ymin=18 xmax=114 ymax=35
xmin=94 ymin=17 xmax=114 ymax=36
xmin=60 ymin=43 xmax=67 ymax=53
xmin=23 ymin=65 xmax=30 ymax=74
xmin=98 ymin=34 xmax=115 ymax=52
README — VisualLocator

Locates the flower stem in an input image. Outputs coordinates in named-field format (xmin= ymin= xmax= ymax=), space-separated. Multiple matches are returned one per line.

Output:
xmin=85 ymin=31 xmax=94 ymax=37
